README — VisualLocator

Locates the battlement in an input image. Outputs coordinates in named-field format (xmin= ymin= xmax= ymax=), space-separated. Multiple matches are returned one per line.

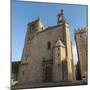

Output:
xmin=75 ymin=27 xmax=87 ymax=34
xmin=74 ymin=27 xmax=87 ymax=40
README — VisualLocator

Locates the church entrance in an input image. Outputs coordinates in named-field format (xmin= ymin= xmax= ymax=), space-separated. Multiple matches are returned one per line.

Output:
xmin=45 ymin=66 xmax=52 ymax=81
xmin=42 ymin=60 xmax=53 ymax=82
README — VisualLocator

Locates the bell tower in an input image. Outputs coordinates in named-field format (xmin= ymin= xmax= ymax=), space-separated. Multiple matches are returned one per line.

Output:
xmin=57 ymin=9 xmax=65 ymax=25
xmin=57 ymin=9 xmax=73 ymax=81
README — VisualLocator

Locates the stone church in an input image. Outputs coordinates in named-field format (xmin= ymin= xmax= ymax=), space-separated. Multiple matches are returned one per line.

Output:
xmin=18 ymin=9 xmax=73 ymax=84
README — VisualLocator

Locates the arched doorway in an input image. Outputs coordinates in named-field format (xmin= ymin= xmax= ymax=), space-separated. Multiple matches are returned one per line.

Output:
xmin=44 ymin=65 xmax=52 ymax=81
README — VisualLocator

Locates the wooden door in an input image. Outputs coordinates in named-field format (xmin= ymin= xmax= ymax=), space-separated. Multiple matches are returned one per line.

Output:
xmin=44 ymin=66 xmax=52 ymax=81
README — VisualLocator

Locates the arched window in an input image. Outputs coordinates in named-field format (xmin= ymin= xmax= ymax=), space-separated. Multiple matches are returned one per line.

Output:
xmin=47 ymin=41 xmax=51 ymax=49
xmin=22 ymin=71 xmax=24 ymax=76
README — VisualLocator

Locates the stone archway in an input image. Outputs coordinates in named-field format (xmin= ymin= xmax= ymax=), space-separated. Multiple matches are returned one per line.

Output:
xmin=44 ymin=65 xmax=52 ymax=81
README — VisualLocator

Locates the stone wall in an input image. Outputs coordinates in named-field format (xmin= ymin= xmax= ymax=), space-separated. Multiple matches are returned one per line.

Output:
xmin=18 ymin=20 xmax=73 ymax=83
xmin=75 ymin=28 xmax=87 ymax=79
xmin=18 ymin=24 xmax=67 ymax=83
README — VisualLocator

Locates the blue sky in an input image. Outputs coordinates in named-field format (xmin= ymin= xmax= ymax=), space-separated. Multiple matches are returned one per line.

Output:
xmin=12 ymin=0 xmax=87 ymax=64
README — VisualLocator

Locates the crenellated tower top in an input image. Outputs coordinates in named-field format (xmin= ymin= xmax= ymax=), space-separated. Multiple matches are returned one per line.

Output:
xmin=75 ymin=27 xmax=87 ymax=34
xmin=74 ymin=27 xmax=87 ymax=40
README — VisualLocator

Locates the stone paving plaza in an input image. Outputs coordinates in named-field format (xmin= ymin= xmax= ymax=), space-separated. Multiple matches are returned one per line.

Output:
xmin=12 ymin=80 xmax=87 ymax=90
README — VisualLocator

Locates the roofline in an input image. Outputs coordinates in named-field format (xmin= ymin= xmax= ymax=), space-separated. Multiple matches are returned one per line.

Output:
xmin=38 ymin=23 xmax=65 ymax=34
xmin=27 ymin=18 xmax=40 ymax=26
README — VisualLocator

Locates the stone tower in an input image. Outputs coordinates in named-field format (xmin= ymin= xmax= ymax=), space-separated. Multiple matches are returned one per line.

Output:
xmin=21 ymin=18 xmax=45 ymax=64
xmin=53 ymin=39 xmax=67 ymax=81
xmin=57 ymin=9 xmax=73 ymax=80
xmin=75 ymin=28 xmax=87 ymax=80
xmin=18 ymin=18 xmax=45 ymax=83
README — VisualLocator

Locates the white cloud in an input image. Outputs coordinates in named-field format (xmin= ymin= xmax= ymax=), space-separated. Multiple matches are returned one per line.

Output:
xmin=72 ymin=45 xmax=78 ymax=65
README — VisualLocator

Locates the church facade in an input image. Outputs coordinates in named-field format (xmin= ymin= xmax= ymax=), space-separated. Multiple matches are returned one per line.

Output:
xmin=18 ymin=9 xmax=73 ymax=84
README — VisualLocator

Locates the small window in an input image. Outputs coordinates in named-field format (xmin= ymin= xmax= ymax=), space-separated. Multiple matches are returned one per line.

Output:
xmin=22 ymin=71 xmax=24 ymax=76
xmin=47 ymin=41 xmax=51 ymax=49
